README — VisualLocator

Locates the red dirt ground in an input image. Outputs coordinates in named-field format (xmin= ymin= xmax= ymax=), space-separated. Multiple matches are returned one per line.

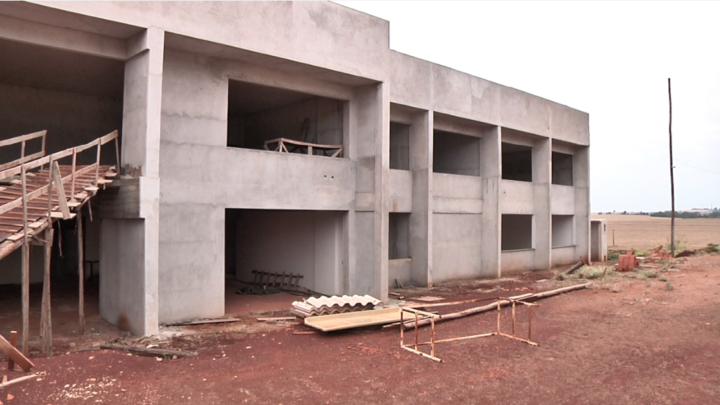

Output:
xmin=2 ymin=255 xmax=720 ymax=404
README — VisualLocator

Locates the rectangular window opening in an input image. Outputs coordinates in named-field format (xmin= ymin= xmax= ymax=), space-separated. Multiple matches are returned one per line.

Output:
xmin=389 ymin=213 xmax=410 ymax=259
xmin=502 ymin=142 xmax=532 ymax=182
xmin=552 ymin=215 xmax=574 ymax=248
xmin=552 ymin=152 xmax=573 ymax=186
xmin=433 ymin=130 xmax=481 ymax=176
xmin=501 ymin=214 xmax=533 ymax=251
xmin=390 ymin=122 xmax=410 ymax=170
xmin=227 ymin=80 xmax=345 ymax=157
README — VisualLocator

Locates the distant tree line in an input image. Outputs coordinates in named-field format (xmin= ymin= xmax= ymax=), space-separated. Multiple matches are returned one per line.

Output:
xmin=650 ymin=210 xmax=720 ymax=218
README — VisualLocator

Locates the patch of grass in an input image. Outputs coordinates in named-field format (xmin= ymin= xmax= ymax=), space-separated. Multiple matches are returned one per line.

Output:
xmin=666 ymin=281 xmax=674 ymax=291
xmin=635 ymin=249 xmax=650 ymax=257
xmin=701 ymin=243 xmax=719 ymax=254
xmin=659 ymin=275 xmax=668 ymax=282
xmin=608 ymin=252 xmax=620 ymax=261
xmin=639 ymin=270 xmax=659 ymax=279
xmin=576 ymin=266 xmax=607 ymax=280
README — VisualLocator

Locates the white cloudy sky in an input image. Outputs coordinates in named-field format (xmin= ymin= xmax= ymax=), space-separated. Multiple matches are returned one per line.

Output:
xmin=338 ymin=1 xmax=720 ymax=213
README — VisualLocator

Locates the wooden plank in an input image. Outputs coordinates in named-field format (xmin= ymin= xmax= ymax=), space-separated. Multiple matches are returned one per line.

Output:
xmin=256 ymin=317 xmax=296 ymax=322
xmin=0 ymin=130 xmax=46 ymax=147
xmin=0 ymin=333 xmax=34 ymax=372
xmin=166 ymin=317 xmax=240 ymax=326
xmin=51 ymin=161 xmax=71 ymax=219
xmin=303 ymin=308 xmax=414 ymax=332
xmin=0 ymin=373 xmax=37 ymax=390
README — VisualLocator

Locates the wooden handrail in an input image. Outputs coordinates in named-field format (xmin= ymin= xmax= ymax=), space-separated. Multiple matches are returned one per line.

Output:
xmin=0 ymin=130 xmax=117 ymax=180
xmin=0 ymin=130 xmax=47 ymax=172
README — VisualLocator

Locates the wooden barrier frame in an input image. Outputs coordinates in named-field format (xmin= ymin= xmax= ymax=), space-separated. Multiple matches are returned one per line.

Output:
xmin=400 ymin=298 xmax=539 ymax=362
xmin=0 ymin=130 xmax=47 ymax=172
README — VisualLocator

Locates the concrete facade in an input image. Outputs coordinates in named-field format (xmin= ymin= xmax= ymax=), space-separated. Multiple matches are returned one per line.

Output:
xmin=0 ymin=1 xmax=590 ymax=336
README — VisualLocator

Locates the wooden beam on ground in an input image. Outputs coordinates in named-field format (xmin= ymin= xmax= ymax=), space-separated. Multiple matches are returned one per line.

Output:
xmin=0 ymin=374 xmax=37 ymax=390
xmin=0 ymin=333 xmax=34 ymax=372
xmin=39 ymin=226 xmax=54 ymax=357
xmin=166 ymin=317 xmax=241 ymax=326
xmin=77 ymin=209 xmax=85 ymax=336
xmin=99 ymin=344 xmax=197 ymax=358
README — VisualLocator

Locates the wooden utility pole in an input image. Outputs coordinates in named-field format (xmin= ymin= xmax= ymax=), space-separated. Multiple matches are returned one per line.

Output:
xmin=668 ymin=78 xmax=675 ymax=257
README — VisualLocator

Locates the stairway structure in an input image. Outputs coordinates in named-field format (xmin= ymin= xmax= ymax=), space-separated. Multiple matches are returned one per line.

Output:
xmin=0 ymin=130 xmax=119 ymax=356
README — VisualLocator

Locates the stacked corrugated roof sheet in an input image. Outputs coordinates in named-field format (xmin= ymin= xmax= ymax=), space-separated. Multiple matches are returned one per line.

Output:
xmin=291 ymin=295 xmax=381 ymax=318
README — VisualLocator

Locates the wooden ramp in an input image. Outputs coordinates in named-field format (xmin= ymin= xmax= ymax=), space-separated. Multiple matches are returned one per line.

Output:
xmin=0 ymin=130 xmax=119 ymax=357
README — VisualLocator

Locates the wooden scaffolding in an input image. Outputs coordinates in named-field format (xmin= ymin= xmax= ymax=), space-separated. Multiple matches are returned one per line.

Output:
xmin=0 ymin=130 xmax=119 ymax=357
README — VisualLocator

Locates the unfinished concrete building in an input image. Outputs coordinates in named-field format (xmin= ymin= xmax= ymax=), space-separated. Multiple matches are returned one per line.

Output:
xmin=0 ymin=1 xmax=590 ymax=336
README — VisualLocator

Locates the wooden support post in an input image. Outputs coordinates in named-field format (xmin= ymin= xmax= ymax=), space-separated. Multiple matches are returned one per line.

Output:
xmin=70 ymin=148 xmax=77 ymax=200
xmin=114 ymin=136 xmax=121 ymax=173
xmin=77 ymin=208 xmax=85 ymax=336
xmin=414 ymin=312 xmax=419 ymax=351
xmin=20 ymin=166 xmax=30 ymax=355
xmin=95 ymin=140 xmax=102 ymax=181
xmin=512 ymin=301 xmax=516 ymax=338
xmin=7 ymin=331 xmax=18 ymax=370
xmin=40 ymin=226 xmax=54 ymax=357
xmin=528 ymin=306 xmax=533 ymax=342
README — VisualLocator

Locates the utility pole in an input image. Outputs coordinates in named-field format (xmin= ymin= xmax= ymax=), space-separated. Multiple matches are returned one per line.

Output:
xmin=668 ymin=78 xmax=675 ymax=257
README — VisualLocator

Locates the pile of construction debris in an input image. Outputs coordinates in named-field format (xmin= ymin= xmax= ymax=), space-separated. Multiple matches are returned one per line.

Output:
xmin=291 ymin=295 xmax=380 ymax=318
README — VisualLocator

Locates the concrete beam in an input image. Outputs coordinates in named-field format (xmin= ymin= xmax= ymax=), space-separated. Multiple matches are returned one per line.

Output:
xmin=0 ymin=14 xmax=127 ymax=60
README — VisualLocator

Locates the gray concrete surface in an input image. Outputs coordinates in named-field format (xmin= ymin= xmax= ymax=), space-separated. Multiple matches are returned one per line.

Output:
xmin=0 ymin=1 xmax=591 ymax=335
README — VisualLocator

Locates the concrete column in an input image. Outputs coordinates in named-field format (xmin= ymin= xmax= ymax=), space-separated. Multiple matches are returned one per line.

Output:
xmin=480 ymin=126 xmax=501 ymax=277
xmin=574 ymin=146 xmax=591 ymax=262
xmin=533 ymin=137 xmax=552 ymax=270
xmin=348 ymin=83 xmax=389 ymax=301
xmin=100 ymin=27 xmax=163 ymax=336
xmin=409 ymin=110 xmax=432 ymax=286
xmin=374 ymin=83 xmax=390 ymax=301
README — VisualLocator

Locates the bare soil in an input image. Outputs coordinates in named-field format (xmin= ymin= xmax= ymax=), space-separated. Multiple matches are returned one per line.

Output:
xmin=593 ymin=214 xmax=720 ymax=251
xmin=2 ymin=255 xmax=719 ymax=404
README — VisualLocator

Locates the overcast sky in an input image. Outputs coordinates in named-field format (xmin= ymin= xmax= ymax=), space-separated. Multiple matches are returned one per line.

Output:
xmin=338 ymin=1 xmax=720 ymax=213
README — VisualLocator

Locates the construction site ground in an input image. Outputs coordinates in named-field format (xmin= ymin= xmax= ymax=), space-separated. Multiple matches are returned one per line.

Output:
xmin=2 ymin=255 xmax=719 ymax=404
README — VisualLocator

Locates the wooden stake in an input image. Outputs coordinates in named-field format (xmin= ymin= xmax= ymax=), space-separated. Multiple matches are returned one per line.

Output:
xmin=668 ymin=78 xmax=676 ymax=257
xmin=78 ymin=208 xmax=85 ymax=336
xmin=7 ymin=331 xmax=17 ymax=371
xmin=0 ymin=334 xmax=34 ymax=372
xmin=20 ymin=166 xmax=30 ymax=355
xmin=0 ymin=373 xmax=37 ymax=389
xmin=40 ymin=226 xmax=54 ymax=357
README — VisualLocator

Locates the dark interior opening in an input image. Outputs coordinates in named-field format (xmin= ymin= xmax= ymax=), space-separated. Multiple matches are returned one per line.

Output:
xmin=226 ymin=80 xmax=345 ymax=155
xmin=0 ymin=38 xmax=124 ymax=166
xmin=502 ymin=142 xmax=532 ymax=182
xmin=389 ymin=213 xmax=410 ymax=259
xmin=433 ymin=130 xmax=480 ymax=176
xmin=552 ymin=152 xmax=573 ymax=186
xmin=390 ymin=122 xmax=410 ymax=170
xmin=501 ymin=214 xmax=533 ymax=251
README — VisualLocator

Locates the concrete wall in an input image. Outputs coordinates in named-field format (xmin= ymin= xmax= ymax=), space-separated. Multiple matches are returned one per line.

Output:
xmin=552 ymin=215 xmax=574 ymax=248
xmin=433 ymin=213 xmax=482 ymax=281
xmin=551 ymin=246 xmax=576 ymax=267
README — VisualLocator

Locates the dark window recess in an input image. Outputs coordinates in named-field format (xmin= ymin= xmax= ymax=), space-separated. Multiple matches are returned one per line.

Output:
xmin=501 ymin=214 xmax=533 ymax=251
xmin=552 ymin=215 xmax=574 ymax=248
xmin=502 ymin=142 xmax=532 ymax=182
xmin=390 ymin=122 xmax=410 ymax=170
xmin=389 ymin=213 xmax=410 ymax=259
xmin=552 ymin=152 xmax=573 ymax=186
xmin=433 ymin=130 xmax=481 ymax=176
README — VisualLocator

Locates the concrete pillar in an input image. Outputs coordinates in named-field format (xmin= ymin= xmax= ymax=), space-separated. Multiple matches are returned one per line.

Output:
xmin=533 ymin=137 xmax=552 ymax=270
xmin=574 ymin=146 xmax=591 ymax=262
xmin=100 ymin=27 xmax=163 ymax=336
xmin=409 ymin=110 xmax=432 ymax=286
xmin=348 ymin=83 xmax=389 ymax=301
xmin=480 ymin=126 xmax=501 ymax=277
